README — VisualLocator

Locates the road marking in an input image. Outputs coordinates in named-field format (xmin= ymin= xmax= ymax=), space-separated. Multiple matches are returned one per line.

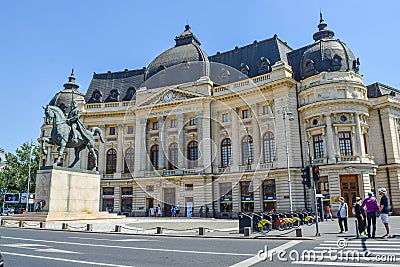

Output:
xmin=1 ymin=251 xmax=134 ymax=267
xmin=69 ymin=237 xmax=156 ymax=242
xmin=230 ymin=240 xmax=302 ymax=267
xmin=315 ymin=246 xmax=400 ymax=251
xmin=0 ymin=242 xmax=82 ymax=254
xmin=1 ymin=236 xmax=253 ymax=256
xmin=324 ymin=240 xmax=400 ymax=244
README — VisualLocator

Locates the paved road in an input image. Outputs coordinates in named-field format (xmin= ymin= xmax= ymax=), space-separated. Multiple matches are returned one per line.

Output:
xmin=2 ymin=222 xmax=400 ymax=266
xmin=0 ymin=228 xmax=298 ymax=267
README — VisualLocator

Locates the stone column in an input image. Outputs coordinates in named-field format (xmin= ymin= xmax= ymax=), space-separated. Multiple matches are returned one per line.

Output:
xmin=177 ymin=114 xmax=185 ymax=170
xmin=230 ymin=109 xmax=240 ymax=172
xmin=158 ymin=116 xmax=166 ymax=170
xmin=134 ymin=118 xmax=147 ymax=177
xmin=325 ymin=114 xmax=336 ymax=164
xmin=355 ymin=113 xmax=364 ymax=157
xmin=98 ymin=125 xmax=106 ymax=174
xmin=251 ymin=104 xmax=261 ymax=167
xmin=116 ymin=124 xmax=124 ymax=174
xmin=196 ymin=111 xmax=204 ymax=170
xmin=201 ymin=104 xmax=212 ymax=174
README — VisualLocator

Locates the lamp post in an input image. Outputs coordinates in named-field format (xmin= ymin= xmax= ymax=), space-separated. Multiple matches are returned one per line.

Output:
xmin=283 ymin=108 xmax=294 ymax=212
xmin=26 ymin=141 xmax=35 ymax=212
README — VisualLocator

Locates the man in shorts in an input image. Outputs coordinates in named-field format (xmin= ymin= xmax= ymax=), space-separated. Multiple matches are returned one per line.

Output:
xmin=378 ymin=188 xmax=390 ymax=238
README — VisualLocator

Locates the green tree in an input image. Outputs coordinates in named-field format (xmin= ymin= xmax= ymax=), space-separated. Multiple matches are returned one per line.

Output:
xmin=0 ymin=142 xmax=40 ymax=194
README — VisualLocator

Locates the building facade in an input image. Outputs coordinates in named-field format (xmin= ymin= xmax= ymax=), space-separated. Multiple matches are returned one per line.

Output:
xmin=41 ymin=15 xmax=400 ymax=217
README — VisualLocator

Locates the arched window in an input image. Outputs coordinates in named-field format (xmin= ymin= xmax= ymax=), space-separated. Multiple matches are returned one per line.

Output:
xmin=106 ymin=149 xmax=117 ymax=174
xmin=124 ymin=147 xmax=134 ymax=173
xmin=150 ymin=145 xmax=159 ymax=170
xmin=168 ymin=143 xmax=178 ymax=170
xmin=187 ymin=141 xmax=198 ymax=168
xmin=263 ymin=132 xmax=276 ymax=163
xmin=87 ymin=149 xmax=99 ymax=170
xmin=221 ymin=138 xmax=232 ymax=167
xmin=242 ymin=135 xmax=254 ymax=165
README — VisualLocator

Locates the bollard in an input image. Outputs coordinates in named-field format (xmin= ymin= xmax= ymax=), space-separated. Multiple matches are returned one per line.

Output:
xmin=156 ymin=226 xmax=163 ymax=234
xmin=86 ymin=224 xmax=93 ymax=232
xmin=115 ymin=225 xmax=122 ymax=232
xmin=199 ymin=227 xmax=205 ymax=236
xmin=62 ymin=223 xmax=68 ymax=230
xmin=355 ymin=220 xmax=359 ymax=238
xmin=19 ymin=221 xmax=24 ymax=228
xmin=0 ymin=219 xmax=4 ymax=226
xmin=296 ymin=228 xmax=303 ymax=237
xmin=244 ymin=227 xmax=251 ymax=237
xmin=40 ymin=222 xmax=46 ymax=229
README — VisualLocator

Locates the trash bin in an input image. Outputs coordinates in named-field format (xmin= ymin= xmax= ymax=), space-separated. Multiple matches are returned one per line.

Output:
xmin=238 ymin=212 xmax=252 ymax=234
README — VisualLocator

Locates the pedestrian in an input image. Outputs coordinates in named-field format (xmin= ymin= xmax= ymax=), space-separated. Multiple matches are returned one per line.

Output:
xmin=149 ymin=207 xmax=155 ymax=217
xmin=354 ymin=197 xmax=368 ymax=237
xmin=171 ymin=206 xmax=176 ymax=217
xmin=361 ymin=192 xmax=379 ymax=238
xmin=378 ymin=188 xmax=390 ymax=238
xmin=205 ymin=205 xmax=209 ymax=218
xmin=199 ymin=206 xmax=203 ymax=217
xmin=157 ymin=204 xmax=162 ymax=217
xmin=337 ymin=197 xmax=348 ymax=233
xmin=324 ymin=205 xmax=334 ymax=221
xmin=175 ymin=204 xmax=180 ymax=216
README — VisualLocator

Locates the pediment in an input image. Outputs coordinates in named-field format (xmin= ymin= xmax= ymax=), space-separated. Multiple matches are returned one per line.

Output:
xmin=137 ymin=88 xmax=204 ymax=107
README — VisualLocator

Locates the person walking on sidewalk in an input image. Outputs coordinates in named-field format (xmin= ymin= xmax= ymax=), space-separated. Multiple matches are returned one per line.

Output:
xmin=337 ymin=197 xmax=348 ymax=233
xmin=354 ymin=197 xmax=368 ymax=237
xmin=325 ymin=205 xmax=334 ymax=221
xmin=378 ymin=188 xmax=390 ymax=238
xmin=361 ymin=192 xmax=380 ymax=238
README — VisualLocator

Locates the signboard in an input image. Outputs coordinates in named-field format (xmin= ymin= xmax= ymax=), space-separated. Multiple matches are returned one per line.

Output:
xmin=263 ymin=195 xmax=276 ymax=201
xmin=331 ymin=197 xmax=340 ymax=203
xmin=220 ymin=197 xmax=232 ymax=202
xmin=5 ymin=193 xmax=20 ymax=203
xmin=20 ymin=193 xmax=28 ymax=204
xmin=241 ymin=196 xmax=254 ymax=202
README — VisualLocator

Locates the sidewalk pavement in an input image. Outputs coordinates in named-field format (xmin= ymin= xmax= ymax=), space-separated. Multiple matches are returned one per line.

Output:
xmin=1 ymin=215 xmax=399 ymax=240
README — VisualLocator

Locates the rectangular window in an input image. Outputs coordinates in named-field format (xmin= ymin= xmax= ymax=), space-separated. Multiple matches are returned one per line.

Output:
xmin=109 ymin=127 xmax=116 ymax=135
xmin=152 ymin=122 xmax=158 ymax=130
xmin=219 ymin=182 xmax=232 ymax=212
xmin=170 ymin=119 xmax=176 ymax=128
xmin=222 ymin=113 xmax=229 ymax=123
xmin=189 ymin=117 xmax=197 ymax=126
xmin=363 ymin=134 xmax=368 ymax=154
xmin=146 ymin=185 xmax=154 ymax=192
xmin=263 ymin=105 xmax=272 ymax=115
xmin=240 ymin=181 xmax=254 ymax=212
xmin=127 ymin=126 xmax=134 ymax=134
xmin=313 ymin=134 xmax=324 ymax=159
xmin=185 ymin=184 xmax=193 ymax=191
xmin=102 ymin=187 xmax=114 ymax=195
xmin=242 ymin=109 xmax=249 ymax=119
xmin=121 ymin=187 xmax=133 ymax=195
xmin=338 ymin=132 xmax=352 ymax=156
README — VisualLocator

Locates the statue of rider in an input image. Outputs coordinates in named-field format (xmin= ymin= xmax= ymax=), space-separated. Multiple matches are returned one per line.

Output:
xmin=66 ymin=101 xmax=91 ymax=142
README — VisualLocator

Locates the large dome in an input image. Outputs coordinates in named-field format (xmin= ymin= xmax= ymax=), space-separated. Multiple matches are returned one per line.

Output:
xmin=49 ymin=70 xmax=85 ymax=113
xmin=300 ymin=14 xmax=360 ymax=80
xmin=146 ymin=25 xmax=209 ymax=80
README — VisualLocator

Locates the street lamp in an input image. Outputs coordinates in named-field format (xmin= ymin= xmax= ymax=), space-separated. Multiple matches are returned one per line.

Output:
xmin=283 ymin=108 xmax=294 ymax=212
xmin=26 ymin=141 xmax=36 ymax=212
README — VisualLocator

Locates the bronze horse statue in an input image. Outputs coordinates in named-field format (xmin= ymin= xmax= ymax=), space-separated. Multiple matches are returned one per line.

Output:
xmin=41 ymin=105 xmax=104 ymax=170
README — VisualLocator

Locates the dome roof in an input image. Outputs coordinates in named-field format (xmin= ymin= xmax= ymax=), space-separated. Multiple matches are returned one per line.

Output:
xmin=300 ymin=14 xmax=360 ymax=80
xmin=49 ymin=70 xmax=85 ymax=113
xmin=146 ymin=25 xmax=209 ymax=80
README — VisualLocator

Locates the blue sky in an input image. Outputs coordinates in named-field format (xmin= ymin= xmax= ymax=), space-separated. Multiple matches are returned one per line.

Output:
xmin=1 ymin=1 xmax=399 ymax=153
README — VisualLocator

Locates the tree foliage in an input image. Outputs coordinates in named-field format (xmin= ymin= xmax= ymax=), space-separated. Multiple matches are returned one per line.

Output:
xmin=0 ymin=142 xmax=40 ymax=193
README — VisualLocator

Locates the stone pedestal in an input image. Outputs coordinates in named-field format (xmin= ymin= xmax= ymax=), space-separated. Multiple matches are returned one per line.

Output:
xmin=29 ymin=166 xmax=120 ymax=221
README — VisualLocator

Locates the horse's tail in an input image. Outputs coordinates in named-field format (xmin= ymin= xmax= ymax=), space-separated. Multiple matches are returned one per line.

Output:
xmin=91 ymin=127 xmax=105 ymax=143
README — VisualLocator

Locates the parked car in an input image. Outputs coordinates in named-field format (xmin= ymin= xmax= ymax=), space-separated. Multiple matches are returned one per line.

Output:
xmin=14 ymin=208 xmax=25 ymax=214
xmin=0 ymin=207 xmax=11 ymax=215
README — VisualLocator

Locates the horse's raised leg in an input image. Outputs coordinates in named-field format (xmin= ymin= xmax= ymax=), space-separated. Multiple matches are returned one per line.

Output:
xmin=69 ymin=145 xmax=85 ymax=168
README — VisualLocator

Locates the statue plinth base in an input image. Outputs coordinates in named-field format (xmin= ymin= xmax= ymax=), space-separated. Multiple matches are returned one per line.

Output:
xmin=22 ymin=166 xmax=122 ymax=221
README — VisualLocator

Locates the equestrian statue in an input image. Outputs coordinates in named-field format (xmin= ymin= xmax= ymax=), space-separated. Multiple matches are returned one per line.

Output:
xmin=41 ymin=101 xmax=104 ymax=170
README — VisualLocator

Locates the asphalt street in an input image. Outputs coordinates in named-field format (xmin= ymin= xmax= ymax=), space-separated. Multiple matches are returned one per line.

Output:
xmin=2 ymin=227 xmax=400 ymax=266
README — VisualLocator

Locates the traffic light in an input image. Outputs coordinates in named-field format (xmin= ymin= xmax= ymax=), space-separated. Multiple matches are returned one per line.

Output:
xmin=312 ymin=165 xmax=320 ymax=181
xmin=301 ymin=166 xmax=311 ymax=188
